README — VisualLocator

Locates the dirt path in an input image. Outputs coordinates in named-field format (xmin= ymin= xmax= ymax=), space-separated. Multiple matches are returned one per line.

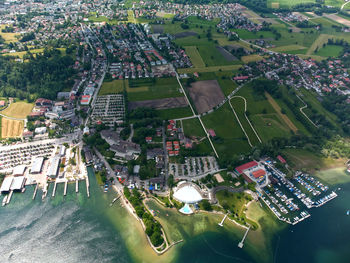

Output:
xmin=265 ymin=92 xmax=298 ymax=133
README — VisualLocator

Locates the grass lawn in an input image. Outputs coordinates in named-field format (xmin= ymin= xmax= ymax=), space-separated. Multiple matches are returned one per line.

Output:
xmin=2 ymin=101 xmax=34 ymax=119
xmin=99 ymin=79 xmax=125 ymax=95
xmin=241 ymin=55 xmax=264 ymax=64
xmin=271 ymin=44 xmax=307 ymax=52
xmin=230 ymin=97 xmax=261 ymax=146
xmin=177 ymin=64 xmax=241 ymax=74
xmin=2 ymin=48 xmax=45 ymax=58
xmin=299 ymin=88 xmax=340 ymax=130
xmin=182 ymin=117 xmax=206 ymax=137
xmin=267 ymin=0 xmax=315 ymax=8
xmin=233 ymin=29 xmax=275 ymax=39
xmin=325 ymin=0 xmax=345 ymax=7
xmin=197 ymin=44 xmax=235 ymax=66
xmin=126 ymin=78 xmax=183 ymax=101
xmin=184 ymin=46 xmax=205 ymax=68
xmin=236 ymin=85 xmax=293 ymax=142
xmin=215 ymin=71 xmax=238 ymax=96
xmin=282 ymin=149 xmax=348 ymax=183
xmin=156 ymin=107 xmax=193 ymax=120
xmin=202 ymin=103 xmax=251 ymax=158
xmin=0 ymin=25 xmax=20 ymax=43
xmin=314 ymin=44 xmax=343 ymax=57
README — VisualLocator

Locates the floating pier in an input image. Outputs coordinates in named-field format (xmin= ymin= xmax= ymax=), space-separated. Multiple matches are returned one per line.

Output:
xmin=110 ymin=195 xmax=121 ymax=206
xmin=218 ymin=214 xmax=228 ymax=227
xmin=52 ymin=182 xmax=57 ymax=197
xmin=6 ymin=190 xmax=13 ymax=205
xmin=64 ymin=181 xmax=68 ymax=196
xmin=238 ymin=225 xmax=251 ymax=248
xmin=32 ymin=184 xmax=38 ymax=200
xmin=86 ymin=177 xmax=90 ymax=198
xmin=75 ymin=180 xmax=79 ymax=193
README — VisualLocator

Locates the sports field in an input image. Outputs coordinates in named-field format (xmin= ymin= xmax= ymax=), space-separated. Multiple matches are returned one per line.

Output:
xmin=1 ymin=101 xmax=34 ymax=119
xmin=99 ymin=79 xmax=125 ymax=95
xmin=1 ymin=118 xmax=23 ymax=138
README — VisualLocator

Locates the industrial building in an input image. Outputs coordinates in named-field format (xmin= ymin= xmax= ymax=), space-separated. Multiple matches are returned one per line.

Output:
xmin=31 ymin=157 xmax=44 ymax=174
xmin=0 ymin=176 xmax=26 ymax=193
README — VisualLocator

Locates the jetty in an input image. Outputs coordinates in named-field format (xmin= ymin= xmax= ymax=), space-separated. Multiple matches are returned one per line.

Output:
xmin=32 ymin=184 xmax=38 ymax=200
xmin=218 ymin=214 xmax=228 ymax=227
xmin=6 ymin=190 xmax=13 ymax=205
xmin=75 ymin=180 xmax=79 ymax=193
xmin=238 ymin=225 xmax=251 ymax=248
xmin=64 ymin=181 xmax=68 ymax=196
xmin=86 ymin=177 xmax=90 ymax=198
xmin=52 ymin=182 xmax=57 ymax=197
xmin=110 ymin=195 xmax=121 ymax=206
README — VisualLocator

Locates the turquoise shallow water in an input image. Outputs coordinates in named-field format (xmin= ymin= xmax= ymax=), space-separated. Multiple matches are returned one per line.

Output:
xmin=0 ymin=168 xmax=349 ymax=263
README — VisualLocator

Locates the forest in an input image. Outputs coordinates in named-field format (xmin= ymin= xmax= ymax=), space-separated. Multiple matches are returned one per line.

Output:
xmin=0 ymin=48 xmax=75 ymax=101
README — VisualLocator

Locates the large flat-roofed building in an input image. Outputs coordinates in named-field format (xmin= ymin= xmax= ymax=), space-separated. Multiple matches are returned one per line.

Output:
xmin=12 ymin=165 xmax=26 ymax=176
xmin=10 ymin=176 xmax=26 ymax=191
xmin=0 ymin=177 xmax=13 ymax=193
xmin=59 ymin=145 xmax=66 ymax=157
xmin=47 ymin=156 xmax=61 ymax=178
xmin=31 ymin=157 xmax=44 ymax=174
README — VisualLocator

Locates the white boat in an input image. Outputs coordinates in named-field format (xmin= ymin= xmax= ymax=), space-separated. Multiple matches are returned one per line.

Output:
xmin=2 ymin=195 xmax=7 ymax=206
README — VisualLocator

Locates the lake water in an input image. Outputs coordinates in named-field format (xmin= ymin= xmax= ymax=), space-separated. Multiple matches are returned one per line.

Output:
xmin=0 ymin=168 xmax=349 ymax=263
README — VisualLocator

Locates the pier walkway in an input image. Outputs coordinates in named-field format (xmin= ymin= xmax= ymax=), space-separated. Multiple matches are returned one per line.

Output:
xmin=218 ymin=214 xmax=228 ymax=227
xmin=238 ymin=225 xmax=251 ymax=248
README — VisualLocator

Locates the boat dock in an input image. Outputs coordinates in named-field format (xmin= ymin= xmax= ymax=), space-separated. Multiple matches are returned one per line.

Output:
xmin=6 ymin=190 xmax=13 ymax=205
xmin=75 ymin=180 xmax=79 ymax=193
xmin=32 ymin=184 xmax=38 ymax=200
xmin=86 ymin=177 xmax=90 ymax=198
xmin=218 ymin=214 xmax=228 ymax=227
xmin=52 ymin=182 xmax=57 ymax=197
xmin=63 ymin=181 xmax=68 ymax=196
xmin=110 ymin=195 xmax=121 ymax=206
xmin=238 ymin=225 xmax=251 ymax=248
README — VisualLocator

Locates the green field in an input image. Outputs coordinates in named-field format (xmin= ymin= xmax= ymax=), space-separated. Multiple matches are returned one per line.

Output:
xmin=236 ymin=85 xmax=293 ymax=142
xmin=99 ymin=79 xmax=125 ymax=95
xmin=202 ymin=103 xmax=251 ymax=158
xmin=233 ymin=29 xmax=275 ymax=40
xmin=184 ymin=46 xmax=205 ymax=67
xmin=268 ymin=0 xmax=315 ymax=8
xmin=127 ymin=78 xmax=183 ymax=101
xmin=156 ymin=107 xmax=193 ymax=120
xmin=230 ymin=97 xmax=261 ymax=146
xmin=182 ymin=117 xmax=206 ymax=138
xmin=177 ymin=65 xmax=241 ymax=74
xmin=314 ymin=44 xmax=343 ymax=57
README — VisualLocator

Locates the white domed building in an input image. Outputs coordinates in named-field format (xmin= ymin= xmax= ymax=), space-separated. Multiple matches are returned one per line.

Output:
xmin=173 ymin=181 xmax=205 ymax=215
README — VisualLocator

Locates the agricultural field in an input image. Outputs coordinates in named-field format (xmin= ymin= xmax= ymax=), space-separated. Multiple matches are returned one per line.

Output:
xmin=188 ymin=80 xmax=225 ymax=114
xmin=197 ymin=44 xmax=236 ymax=66
xmin=126 ymin=78 xmax=183 ymax=101
xmin=1 ymin=101 xmax=34 ymax=119
xmin=232 ymin=29 xmax=275 ymax=40
xmin=202 ymin=103 xmax=251 ymax=158
xmin=1 ymin=118 xmax=24 ymax=138
xmin=241 ymin=55 xmax=264 ymax=64
xmin=99 ymin=79 xmax=125 ymax=95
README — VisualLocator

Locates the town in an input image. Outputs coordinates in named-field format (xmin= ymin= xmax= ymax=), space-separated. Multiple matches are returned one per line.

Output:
xmin=0 ymin=0 xmax=349 ymax=256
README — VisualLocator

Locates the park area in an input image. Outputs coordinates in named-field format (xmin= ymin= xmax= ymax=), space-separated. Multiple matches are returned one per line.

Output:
xmin=1 ymin=101 xmax=34 ymax=119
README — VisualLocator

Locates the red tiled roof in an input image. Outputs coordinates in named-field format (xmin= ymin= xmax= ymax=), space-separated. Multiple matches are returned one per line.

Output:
xmin=235 ymin=161 xmax=258 ymax=174
xmin=252 ymin=169 xmax=266 ymax=179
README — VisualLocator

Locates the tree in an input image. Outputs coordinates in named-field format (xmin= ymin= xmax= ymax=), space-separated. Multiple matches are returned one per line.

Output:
xmin=201 ymin=199 xmax=212 ymax=211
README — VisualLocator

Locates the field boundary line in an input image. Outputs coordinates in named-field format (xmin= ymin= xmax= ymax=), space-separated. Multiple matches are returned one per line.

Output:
xmin=295 ymin=94 xmax=318 ymax=128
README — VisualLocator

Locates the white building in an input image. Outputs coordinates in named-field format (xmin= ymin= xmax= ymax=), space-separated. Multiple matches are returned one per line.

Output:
xmin=12 ymin=165 xmax=26 ymax=176
xmin=47 ymin=156 xmax=60 ymax=178
xmin=31 ymin=157 xmax=44 ymax=174
xmin=35 ymin=127 xmax=47 ymax=134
